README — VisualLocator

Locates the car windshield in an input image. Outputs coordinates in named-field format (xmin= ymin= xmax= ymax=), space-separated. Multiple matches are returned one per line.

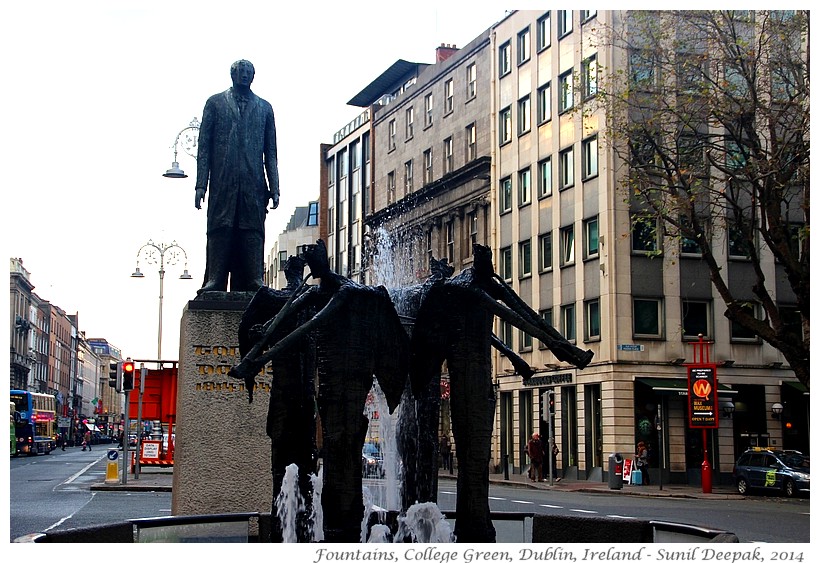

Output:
xmin=778 ymin=452 xmax=809 ymax=470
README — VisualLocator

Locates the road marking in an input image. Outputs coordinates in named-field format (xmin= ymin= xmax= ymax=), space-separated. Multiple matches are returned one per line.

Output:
xmin=570 ymin=508 xmax=598 ymax=514
xmin=58 ymin=457 xmax=103 ymax=488
xmin=488 ymin=496 xmax=506 ymax=501
xmin=539 ymin=504 xmax=563 ymax=509
xmin=511 ymin=500 xmax=533 ymax=504
xmin=440 ymin=491 xmax=456 ymax=495
xmin=607 ymin=514 xmax=637 ymax=519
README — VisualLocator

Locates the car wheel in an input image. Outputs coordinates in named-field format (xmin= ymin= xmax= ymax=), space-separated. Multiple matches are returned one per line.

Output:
xmin=783 ymin=478 xmax=796 ymax=498
xmin=736 ymin=477 xmax=749 ymax=495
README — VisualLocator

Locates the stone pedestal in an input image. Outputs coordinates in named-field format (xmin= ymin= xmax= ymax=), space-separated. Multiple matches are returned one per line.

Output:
xmin=172 ymin=295 xmax=272 ymax=516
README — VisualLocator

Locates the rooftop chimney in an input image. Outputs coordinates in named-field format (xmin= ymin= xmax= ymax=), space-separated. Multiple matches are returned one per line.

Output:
xmin=436 ymin=43 xmax=458 ymax=63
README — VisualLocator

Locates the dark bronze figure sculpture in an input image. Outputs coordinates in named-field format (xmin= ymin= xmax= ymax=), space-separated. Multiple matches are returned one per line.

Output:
xmin=401 ymin=244 xmax=593 ymax=542
xmin=237 ymin=256 xmax=317 ymax=542
xmin=194 ymin=59 xmax=279 ymax=294
xmin=230 ymin=240 xmax=409 ymax=543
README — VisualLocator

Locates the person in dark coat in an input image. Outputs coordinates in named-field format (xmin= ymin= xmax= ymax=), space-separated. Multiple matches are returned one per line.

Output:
xmin=195 ymin=59 xmax=279 ymax=294
xmin=527 ymin=433 xmax=544 ymax=482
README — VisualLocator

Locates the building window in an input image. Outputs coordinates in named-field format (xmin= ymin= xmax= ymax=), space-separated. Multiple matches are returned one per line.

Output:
xmin=559 ymin=146 xmax=574 ymax=189
xmin=423 ymin=149 xmax=433 ymax=184
xmin=520 ymin=329 xmax=533 ymax=351
xmin=518 ymin=166 xmax=531 ymax=206
xmin=583 ymin=216 xmax=599 ymax=258
xmin=519 ymin=238 xmax=532 ymax=278
xmin=559 ymin=69 xmax=573 ymax=112
xmin=728 ymin=221 xmax=752 ymax=259
xmin=538 ymin=232 xmax=553 ymax=271
xmin=500 ymin=176 xmax=512 ymax=213
xmin=631 ymin=216 xmax=658 ymax=253
xmin=444 ymin=79 xmax=454 ymax=114
xmin=446 ymin=221 xmax=455 ymax=264
xmin=468 ymin=210 xmax=478 ymax=249
xmin=730 ymin=302 xmax=760 ymax=341
xmin=387 ymin=171 xmax=396 ymax=204
xmin=404 ymin=160 xmax=413 ymax=194
xmin=307 ymin=201 xmax=319 ymax=226
xmin=677 ymin=53 xmax=704 ymax=93
xmin=466 ymin=63 xmax=477 ymax=99
xmin=424 ymin=93 xmax=433 ymax=127
xmin=517 ymin=95 xmax=531 ymax=135
xmin=405 ymin=107 xmax=414 ymax=139
xmin=500 ymin=246 xmax=513 ymax=281
xmin=585 ymin=299 xmax=601 ymax=341
xmin=561 ymin=303 xmax=576 ymax=341
xmin=537 ymin=82 xmax=551 ymax=124
xmin=499 ymin=106 xmax=512 ymax=145
xmin=500 ymin=320 xmax=513 ymax=348
xmin=560 ymin=225 xmax=575 ymax=266
xmin=465 ymin=123 xmax=477 ymax=161
xmin=517 ymin=26 xmax=531 ymax=65
xmin=388 ymin=119 xmax=396 ymax=151
xmin=538 ymin=157 xmax=552 ymax=198
xmin=581 ymin=10 xmax=596 ymax=23
xmin=278 ymin=250 xmax=287 ymax=271
xmin=426 ymin=231 xmax=433 ymax=269
xmin=558 ymin=10 xmax=572 ymax=38
xmin=443 ymin=137 xmax=453 ymax=174
xmin=630 ymin=49 xmax=656 ymax=89
xmin=680 ymin=215 xmax=703 ymax=255
xmin=582 ymin=135 xmax=598 ymax=179
xmin=682 ymin=300 xmax=711 ymax=339
xmin=633 ymin=298 xmax=663 ymax=338
xmin=537 ymin=13 xmax=551 ymax=52
xmin=499 ymin=41 xmax=511 ymax=76
xmin=582 ymin=54 xmax=598 ymax=99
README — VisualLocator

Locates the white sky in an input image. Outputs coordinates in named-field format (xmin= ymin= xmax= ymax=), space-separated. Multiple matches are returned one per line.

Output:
xmin=2 ymin=1 xmax=510 ymax=363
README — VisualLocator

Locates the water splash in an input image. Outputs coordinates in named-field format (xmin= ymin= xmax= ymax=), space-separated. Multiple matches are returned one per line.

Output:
xmin=396 ymin=502 xmax=453 ymax=543
xmin=275 ymin=463 xmax=303 ymax=543
xmin=310 ymin=467 xmax=324 ymax=542
xmin=368 ymin=524 xmax=393 ymax=543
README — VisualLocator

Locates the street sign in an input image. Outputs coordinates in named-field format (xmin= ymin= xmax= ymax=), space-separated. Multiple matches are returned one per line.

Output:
xmin=617 ymin=344 xmax=644 ymax=352
xmin=107 ymin=450 xmax=119 ymax=461
xmin=688 ymin=365 xmax=719 ymax=429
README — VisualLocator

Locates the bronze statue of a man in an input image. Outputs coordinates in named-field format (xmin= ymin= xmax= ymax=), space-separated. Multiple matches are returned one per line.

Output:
xmin=195 ymin=59 xmax=279 ymax=294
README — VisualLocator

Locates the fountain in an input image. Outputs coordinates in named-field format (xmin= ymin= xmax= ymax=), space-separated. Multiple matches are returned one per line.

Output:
xmin=228 ymin=236 xmax=594 ymax=543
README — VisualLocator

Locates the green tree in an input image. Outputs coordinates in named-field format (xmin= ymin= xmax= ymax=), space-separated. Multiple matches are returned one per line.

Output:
xmin=588 ymin=11 xmax=809 ymax=387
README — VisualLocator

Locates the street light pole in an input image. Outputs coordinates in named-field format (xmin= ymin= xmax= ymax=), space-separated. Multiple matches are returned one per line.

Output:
xmin=131 ymin=240 xmax=192 ymax=360
xmin=162 ymin=118 xmax=200 ymax=178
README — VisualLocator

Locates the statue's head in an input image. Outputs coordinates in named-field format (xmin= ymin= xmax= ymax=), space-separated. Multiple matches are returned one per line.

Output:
xmin=230 ymin=59 xmax=255 ymax=88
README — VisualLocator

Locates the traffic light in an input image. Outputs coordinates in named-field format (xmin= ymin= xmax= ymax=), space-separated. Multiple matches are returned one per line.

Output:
xmin=548 ymin=389 xmax=555 ymax=415
xmin=541 ymin=389 xmax=555 ymax=421
xmin=122 ymin=359 xmax=135 ymax=391
xmin=108 ymin=362 xmax=118 ymax=388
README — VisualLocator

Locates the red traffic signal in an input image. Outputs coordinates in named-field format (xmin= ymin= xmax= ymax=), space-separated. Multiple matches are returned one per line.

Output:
xmin=122 ymin=359 xmax=135 ymax=391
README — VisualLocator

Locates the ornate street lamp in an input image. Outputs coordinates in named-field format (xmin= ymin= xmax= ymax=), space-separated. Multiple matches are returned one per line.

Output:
xmin=162 ymin=118 xmax=200 ymax=178
xmin=131 ymin=240 xmax=192 ymax=359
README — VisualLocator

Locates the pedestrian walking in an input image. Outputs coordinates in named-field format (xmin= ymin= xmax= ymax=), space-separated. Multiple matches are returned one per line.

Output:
xmin=527 ymin=433 xmax=544 ymax=482
xmin=60 ymin=431 xmax=67 ymax=451
xmin=82 ymin=430 xmax=92 ymax=451
xmin=636 ymin=441 xmax=649 ymax=485
xmin=440 ymin=435 xmax=452 ymax=471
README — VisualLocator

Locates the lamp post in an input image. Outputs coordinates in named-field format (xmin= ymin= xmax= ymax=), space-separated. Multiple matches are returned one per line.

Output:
xmin=162 ymin=118 xmax=200 ymax=178
xmin=131 ymin=240 xmax=192 ymax=360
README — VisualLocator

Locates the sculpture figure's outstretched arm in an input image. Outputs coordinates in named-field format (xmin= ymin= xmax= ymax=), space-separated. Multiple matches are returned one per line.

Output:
xmin=491 ymin=334 xmax=534 ymax=381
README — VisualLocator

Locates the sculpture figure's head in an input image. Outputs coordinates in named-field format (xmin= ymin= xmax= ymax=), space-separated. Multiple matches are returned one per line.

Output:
xmin=230 ymin=59 xmax=255 ymax=89
xmin=298 ymin=240 xmax=331 ymax=280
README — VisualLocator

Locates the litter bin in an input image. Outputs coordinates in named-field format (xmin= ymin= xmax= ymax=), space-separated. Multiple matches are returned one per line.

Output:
xmin=608 ymin=453 xmax=624 ymax=489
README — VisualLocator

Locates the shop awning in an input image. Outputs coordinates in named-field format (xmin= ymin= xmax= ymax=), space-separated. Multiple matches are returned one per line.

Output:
xmin=783 ymin=380 xmax=809 ymax=395
xmin=84 ymin=423 xmax=102 ymax=433
xmin=636 ymin=377 xmax=737 ymax=395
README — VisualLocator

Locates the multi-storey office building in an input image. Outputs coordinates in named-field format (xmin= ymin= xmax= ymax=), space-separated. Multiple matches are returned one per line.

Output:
xmin=10 ymin=258 xmax=36 ymax=391
xmin=487 ymin=10 xmax=808 ymax=485
xmin=321 ymin=10 xmax=808 ymax=486
xmin=265 ymin=201 xmax=320 ymax=289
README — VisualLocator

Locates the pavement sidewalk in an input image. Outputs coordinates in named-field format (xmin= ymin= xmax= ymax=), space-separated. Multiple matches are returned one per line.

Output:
xmin=93 ymin=465 xmax=738 ymax=500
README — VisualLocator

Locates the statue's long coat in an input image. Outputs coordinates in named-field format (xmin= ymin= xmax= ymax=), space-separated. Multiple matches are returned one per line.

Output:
xmin=195 ymin=87 xmax=279 ymax=234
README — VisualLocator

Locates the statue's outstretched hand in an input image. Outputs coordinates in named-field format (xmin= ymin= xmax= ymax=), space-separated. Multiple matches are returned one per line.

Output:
xmin=270 ymin=191 xmax=279 ymax=210
xmin=195 ymin=188 xmax=205 ymax=209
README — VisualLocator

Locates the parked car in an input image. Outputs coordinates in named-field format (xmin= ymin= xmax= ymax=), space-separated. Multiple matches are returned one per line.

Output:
xmin=362 ymin=442 xmax=384 ymax=478
xmin=733 ymin=448 xmax=810 ymax=498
